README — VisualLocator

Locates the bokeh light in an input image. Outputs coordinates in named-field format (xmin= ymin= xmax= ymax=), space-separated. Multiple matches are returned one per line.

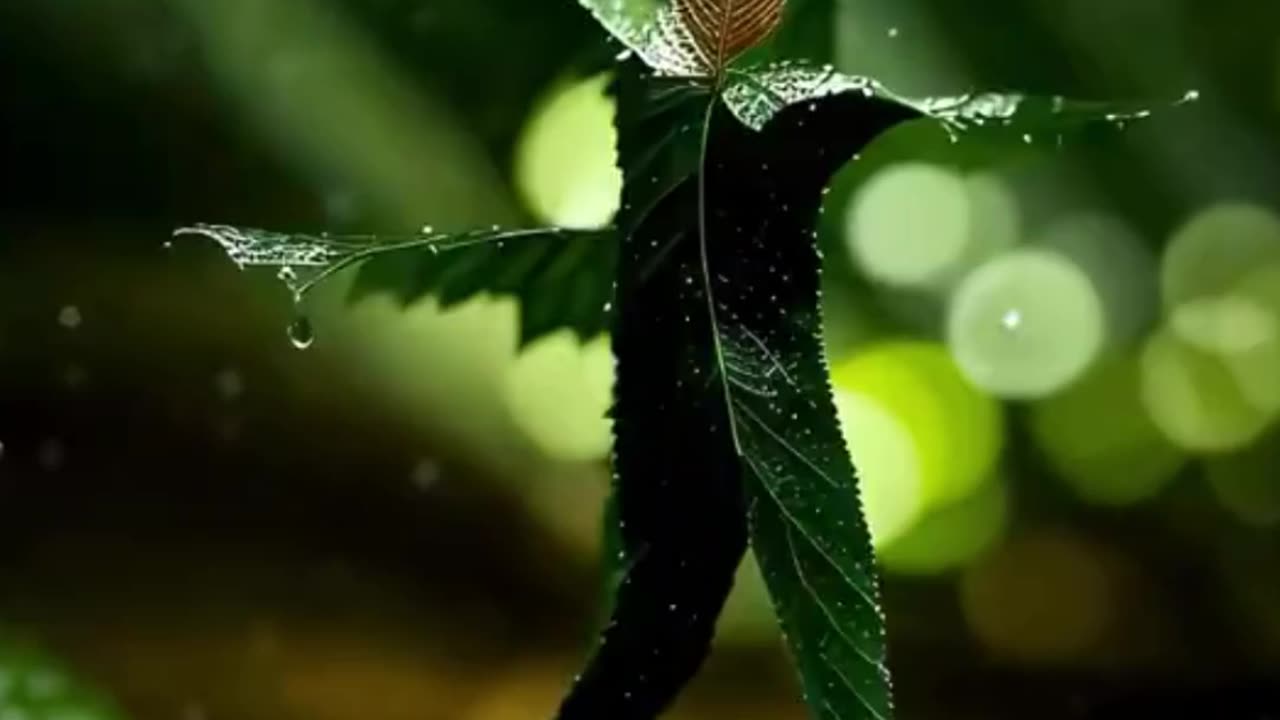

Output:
xmin=1205 ymin=431 xmax=1280 ymax=528
xmin=1031 ymin=355 xmax=1186 ymax=506
xmin=1225 ymin=265 xmax=1280 ymax=415
xmin=1161 ymin=203 xmax=1280 ymax=310
xmin=961 ymin=531 xmax=1114 ymax=664
xmin=879 ymin=477 xmax=1009 ymax=576
xmin=846 ymin=162 xmax=972 ymax=289
xmin=717 ymin=552 xmax=784 ymax=646
xmin=1139 ymin=326 xmax=1272 ymax=452
xmin=0 ymin=630 xmax=125 ymax=720
xmin=832 ymin=388 xmax=924 ymax=547
xmin=964 ymin=171 xmax=1023 ymax=266
xmin=504 ymin=330 xmax=613 ymax=462
xmin=514 ymin=72 xmax=622 ymax=229
xmin=1170 ymin=294 xmax=1275 ymax=356
xmin=1036 ymin=213 xmax=1158 ymax=346
xmin=845 ymin=164 xmax=1021 ymax=292
xmin=832 ymin=342 xmax=1004 ymax=521
xmin=948 ymin=249 xmax=1106 ymax=399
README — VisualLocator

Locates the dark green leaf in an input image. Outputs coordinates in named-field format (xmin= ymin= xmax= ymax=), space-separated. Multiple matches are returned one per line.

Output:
xmin=561 ymin=56 xmax=918 ymax=719
xmin=558 ymin=63 xmax=731 ymax=720
xmin=702 ymin=88 xmax=920 ymax=720
xmin=175 ymin=224 xmax=616 ymax=345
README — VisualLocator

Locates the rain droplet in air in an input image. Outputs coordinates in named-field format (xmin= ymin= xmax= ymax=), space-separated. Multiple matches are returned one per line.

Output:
xmin=887 ymin=27 xmax=900 ymax=38
xmin=58 ymin=305 xmax=82 ymax=329
xmin=216 ymin=368 xmax=245 ymax=400
xmin=411 ymin=458 xmax=441 ymax=490
xmin=287 ymin=315 xmax=315 ymax=350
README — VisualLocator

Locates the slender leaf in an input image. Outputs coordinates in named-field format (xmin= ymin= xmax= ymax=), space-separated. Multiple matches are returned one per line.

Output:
xmin=722 ymin=61 xmax=1196 ymax=134
xmin=175 ymin=224 xmax=616 ymax=344
xmin=557 ymin=64 xmax=727 ymax=720
xmin=703 ymin=92 xmax=921 ymax=720
xmin=561 ymin=55 xmax=920 ymax=719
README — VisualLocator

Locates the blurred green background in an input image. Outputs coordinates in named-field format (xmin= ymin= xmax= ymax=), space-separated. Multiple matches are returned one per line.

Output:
xmin=2 ymin=0 xmax=1280 ymax=718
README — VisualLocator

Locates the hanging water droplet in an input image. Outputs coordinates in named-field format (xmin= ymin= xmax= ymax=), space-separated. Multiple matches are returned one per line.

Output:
xmin=287 ymin=315 xmax=315 ymax=350
xmin=421 ymin=224 xmax=434 ymax=235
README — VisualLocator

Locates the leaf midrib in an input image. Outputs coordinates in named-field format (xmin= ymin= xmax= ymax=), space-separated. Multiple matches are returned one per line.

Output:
xmin=693 ymin=95 xmax=746 ymax=456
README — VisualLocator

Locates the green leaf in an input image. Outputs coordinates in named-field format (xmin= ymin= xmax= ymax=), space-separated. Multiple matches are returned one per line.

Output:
xmin=175 ymin=223 xmax=616 ymax=344
xmin=558 ymin=64 xmax=728 ymax=719
xmin=722 ymin=61 xmax=1197 ymax=135
xmin=560 ymin=56 xmax=919 ymax=719
xmin=700 ymin=87 xmax=920 ymax=720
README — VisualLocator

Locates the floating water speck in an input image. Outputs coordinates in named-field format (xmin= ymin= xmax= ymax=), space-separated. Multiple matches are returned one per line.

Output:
xmin=887 ymin=27 xmax=900 ymax=38
xmin=215 ymin=368 xmax=245 ymax=400
xmin=58 ymin=305 xmax=82 ymax=329
xmin=287 ymin=316 xmax=315 ymax=350
xmin=63 ymin=363 xmax=88 ymax=389
xmin=411 ymin=458 xmax=441 ymax=490
xmin=38 ymin=439 xmax=65 ymax=471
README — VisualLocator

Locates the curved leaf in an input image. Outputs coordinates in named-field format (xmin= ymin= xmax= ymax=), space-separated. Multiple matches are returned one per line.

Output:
xmin=557 ymin=63 xmax=726 ymax=719
xmin=704 ymin=92 xmax=920 ymax=719
xmin=176 ymin=224 xmax=616 ymax=344
xmin=723 ymin=61 xmax=1199 ymax=136
xmin=561 ymin=57 xmax=918 ymax=719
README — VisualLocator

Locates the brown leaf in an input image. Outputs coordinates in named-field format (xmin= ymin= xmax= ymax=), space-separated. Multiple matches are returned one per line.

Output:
xmin=675 ymin=0 xmax=784 ymax=77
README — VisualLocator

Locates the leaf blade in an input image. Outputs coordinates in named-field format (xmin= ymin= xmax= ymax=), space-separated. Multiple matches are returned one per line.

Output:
xmin=566 ymin=58 xmax=920 ymax=719
xmin=697 ymin=89 xmax=922 ymax=719
xmin=177 ymin=223 xmax=617 ymax=344
xmin=557 ymin=61 xmax=743 ymax=719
